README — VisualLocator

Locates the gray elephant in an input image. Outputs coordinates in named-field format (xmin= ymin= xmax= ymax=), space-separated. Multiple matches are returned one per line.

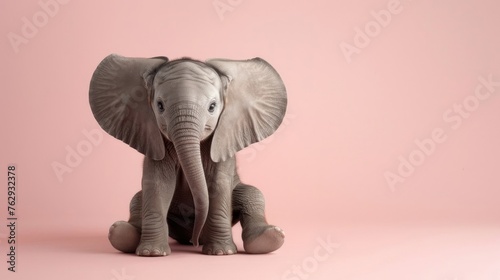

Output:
xmin=89 ymin=54 xmax=287 ymax=256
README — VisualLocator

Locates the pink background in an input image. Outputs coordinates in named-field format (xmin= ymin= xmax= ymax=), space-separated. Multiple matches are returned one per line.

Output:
xmin=1 ymin=0 xmax=500 ymax=279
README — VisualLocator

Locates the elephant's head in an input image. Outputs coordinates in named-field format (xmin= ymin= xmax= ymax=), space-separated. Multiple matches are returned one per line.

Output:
xmin=89 ymin=54 xmax=287 ymax=246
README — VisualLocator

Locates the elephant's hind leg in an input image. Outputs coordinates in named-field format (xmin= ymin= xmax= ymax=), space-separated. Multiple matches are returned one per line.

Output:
xmin=108 ymin=191 xmax=142 ymax=253
xmin=109 ymin=221 xmax=140 ymax=253
xmin=232 ymin=184 xmax=285 ymax=254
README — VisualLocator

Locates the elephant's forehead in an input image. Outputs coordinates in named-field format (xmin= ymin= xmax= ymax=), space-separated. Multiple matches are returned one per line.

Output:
xmin=155 ymin=61 xmax=220 ymax=86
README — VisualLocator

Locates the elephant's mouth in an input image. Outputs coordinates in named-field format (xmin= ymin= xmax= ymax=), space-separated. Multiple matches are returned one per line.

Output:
xmin=202 ymin=125 xmax=215 ymax=140
xmin=159 ymin=124 xmax=169 ymax=139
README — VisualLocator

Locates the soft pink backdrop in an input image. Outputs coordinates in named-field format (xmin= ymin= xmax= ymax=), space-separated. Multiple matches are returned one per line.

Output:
xmin=1 ymin=0 xmax=500 ymax=279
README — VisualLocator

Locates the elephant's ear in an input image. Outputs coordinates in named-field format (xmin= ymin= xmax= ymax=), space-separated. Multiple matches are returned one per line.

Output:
xmin=89 ymin=54 xmax=168 ymax=160
xmin=206 ymin=58 xmax=287 ymax=162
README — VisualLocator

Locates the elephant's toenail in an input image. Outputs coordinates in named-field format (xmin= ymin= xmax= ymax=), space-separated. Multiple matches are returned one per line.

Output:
xmin=142 ymin=250 xmax=150 ymax=255
xmin=216 ymin=250 xmax=223 ymax=255
xmin=227 ymin=250 xmax=233 ymax=254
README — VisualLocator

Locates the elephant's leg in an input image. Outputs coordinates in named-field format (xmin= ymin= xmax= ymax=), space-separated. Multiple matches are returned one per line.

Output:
xmin=135 ymin=158 xmax=176 ymax=257
xmin=200 ymin=168 xmax=237 ymax=255
xmin=232 ymin=183 xmax=285 ymax=254
xmin=108 ymin=191 xmax=142 ymax=253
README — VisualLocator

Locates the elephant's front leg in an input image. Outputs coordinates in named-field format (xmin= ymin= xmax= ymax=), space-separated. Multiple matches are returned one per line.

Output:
xmin=201 ymin=162 xmax=237 ymax=255
xmin=136 ymin=158 xmax=176 ymax=256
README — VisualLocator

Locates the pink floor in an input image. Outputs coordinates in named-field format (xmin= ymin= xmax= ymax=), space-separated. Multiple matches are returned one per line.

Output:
xmin=3 ymin=223 xmax=500 ymax=280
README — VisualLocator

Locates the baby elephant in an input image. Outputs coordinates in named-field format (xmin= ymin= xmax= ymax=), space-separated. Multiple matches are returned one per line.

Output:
xmin=89 ymin=54 xmax=287 ymax=256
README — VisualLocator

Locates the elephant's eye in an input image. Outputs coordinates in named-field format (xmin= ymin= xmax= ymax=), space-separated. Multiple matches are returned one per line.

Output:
xmin=157 ymin=101 xmax=165 ymax=113
xmin=208 ymin=101 xmax=216 ymax=113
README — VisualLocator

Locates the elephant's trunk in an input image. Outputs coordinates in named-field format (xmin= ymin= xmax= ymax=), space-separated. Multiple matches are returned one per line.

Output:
xmin=168 ymin=104 xmax=208 ymax=247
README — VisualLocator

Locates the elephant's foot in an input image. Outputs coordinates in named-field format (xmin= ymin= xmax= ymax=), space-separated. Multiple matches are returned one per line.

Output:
xmin=202 ymin=240 xmax=237 ymax=255
xmin=134 ymin=219 xmax=171 ymax=256
xmin=243 ymin=225 xmax=285 ymax=254
xmin=108 ymin=221 xmax=140 ymax=253
xmin=136 ymin=242 xmax=171 ymax=256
